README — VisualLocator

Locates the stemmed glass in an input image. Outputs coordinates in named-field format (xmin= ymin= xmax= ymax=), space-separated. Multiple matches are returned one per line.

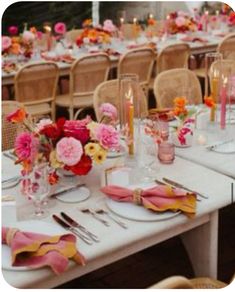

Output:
xmin=21 ymin=162 xmax=50 ymax=219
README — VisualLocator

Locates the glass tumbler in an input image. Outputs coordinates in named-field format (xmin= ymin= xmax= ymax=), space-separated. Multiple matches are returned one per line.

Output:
xmin=157 ymin=141 xmax=175 ymax=164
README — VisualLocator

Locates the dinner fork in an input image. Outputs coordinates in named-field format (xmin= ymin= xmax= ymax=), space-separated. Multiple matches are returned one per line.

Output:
xmin=95 ymin=209 xmax=128 ymax=229
xmin=80 ymin=208 xmax=110 ymax=227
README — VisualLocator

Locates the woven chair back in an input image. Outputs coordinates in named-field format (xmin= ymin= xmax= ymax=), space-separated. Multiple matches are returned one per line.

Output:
xmin=217 ymin=33 xmax=235 ymax=60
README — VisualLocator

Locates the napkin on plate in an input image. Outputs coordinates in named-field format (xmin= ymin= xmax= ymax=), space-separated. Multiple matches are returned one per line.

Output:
xmin=2 ymin=227 xmax=85 ymax=274
xmin=100 ymin=185 xmax=196 ymax=218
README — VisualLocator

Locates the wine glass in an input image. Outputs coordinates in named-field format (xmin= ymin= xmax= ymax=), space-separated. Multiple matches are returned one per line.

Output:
xmin=21 ymin=163 xmax=50 ymax=219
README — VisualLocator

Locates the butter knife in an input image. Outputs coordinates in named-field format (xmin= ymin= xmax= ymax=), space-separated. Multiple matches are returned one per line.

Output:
xmin=162 ymin=178 xmax=208 ymax=199
xmin=52 ymin=214 xmax=93 ymax=245
xmin=60 ymin=212 xmax=99 ymax=242
xmin=51 ymin=183 xmax=86 ymax=197
xmin=205 ymin=139 xmax=234 ymax=150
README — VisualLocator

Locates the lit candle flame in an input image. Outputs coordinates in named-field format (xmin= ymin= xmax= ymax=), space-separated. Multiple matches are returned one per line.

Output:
xmin=133 ymin=17 xmax=137 ymax=24
xmin=44 ymin=25 xmax=51 ymax=33
xmin=126 ymin=87 xmax=133 ymax=103
xmin=149 ymin=13 xmax=153 ymax=19
xmin=120 ymin=17 xmax=124 ymax=24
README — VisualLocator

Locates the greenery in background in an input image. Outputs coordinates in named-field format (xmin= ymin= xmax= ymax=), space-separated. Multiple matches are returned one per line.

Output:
xmin=2 ymin=1 xmax=92 ymax=34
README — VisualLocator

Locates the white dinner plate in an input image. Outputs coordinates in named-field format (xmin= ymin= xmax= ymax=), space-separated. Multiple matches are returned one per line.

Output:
xmin=107 ymin=145 xmax=126 ymax=159
xmin=106 ymin=199 xmax=180 ymax=222
xmin=55 ymin=186 xmax=91 ymax=203
xmin=211 ymin=140 xmax=235 ymax=154
xmin=2 ymin=221 xmax=65 ymax=271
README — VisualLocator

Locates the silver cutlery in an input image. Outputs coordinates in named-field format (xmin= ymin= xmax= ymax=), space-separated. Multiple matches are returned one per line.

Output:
xmin=205 ymin=139 xmax=234 ymax=150
xmin=52 ymin=214 xmax=93 ymax=245
xmin=3 ymin=151 xmax=16 ymax=161
xmin=155 ymin=179 xmax=201 ymax=202
xmin=95 ymin=209 xmax=128 ymax=229
xmin=2 ymin=175 xmax=21 ymax=184
xmin=51 ymin=183 xmax=86 ymax=197
xmin=162 ymin=178 xmax=208 ymax=199
xmin=60 ymin=212 xmax=99 ymax=242
xmin=2 ymin=195 xmax=15 ymax=202
xmin=81 ymin=208 xmax=110 ymax=227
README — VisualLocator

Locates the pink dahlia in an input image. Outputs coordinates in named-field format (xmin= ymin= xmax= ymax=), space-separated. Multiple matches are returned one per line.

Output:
xmin=56 ymin=137 xmax=83 ymax=166
xmin=99 ymin=103 xmax=117 ymax=120
xmin=2 ymin=36 xmax=12 ymax=51
xmin=15 ymin=132 xmax=39 ymax=162
xmin=175 ymin=16 xmax=186 ymax=27
xmin=54 ymin=22 xmax=66 ymax=35
xmin=8 ymin=26 xmax=18 ymax=36
xmin=95 ymin=124 xmax=119 ymax=150
xmin=103 ymin=19 xmax=116 ymax=32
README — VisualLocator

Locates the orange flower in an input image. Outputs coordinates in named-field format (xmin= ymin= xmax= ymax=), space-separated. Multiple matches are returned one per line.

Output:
xmin=204 ymin=96 xmax=215 ymax=108
xmin=48 ymin=171 xmax=59 ymax=185
xmin=30 ymin=26 xmax=37 ymax=34
xmin=174 ymin=107 xmax=188 ymax=117
xmin=9 ymin=42 xmax=21 ymax=55
xmin=11 ymin=36 xmax=20 ymax=43
xmin=83 ymin=18 xmax=92 ymax=27
xmin=148 ymin=18 xmax=156 ymax=26
xmin=6 ymin=108 xmax=27 ymax=123
xmin=174 ymin=96 xmax=187 ymax=108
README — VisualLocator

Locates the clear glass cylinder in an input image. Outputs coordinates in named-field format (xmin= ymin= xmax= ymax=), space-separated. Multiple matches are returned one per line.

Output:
xmin=119 ymin=74 xmax=141 ymax=156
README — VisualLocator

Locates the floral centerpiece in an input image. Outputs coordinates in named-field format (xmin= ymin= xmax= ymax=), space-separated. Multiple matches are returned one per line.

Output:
xmin=171 ymin=97 xmax=195 ymax=147
xmin=167 ymin=11 xmax=198 ymax=34
xmin=76 ymin=19 xmax=112 ymax=47
xmin=6 ymin=106 xmax=120 ymax=185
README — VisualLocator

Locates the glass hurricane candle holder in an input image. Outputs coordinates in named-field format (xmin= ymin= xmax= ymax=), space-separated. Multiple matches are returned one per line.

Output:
xmin=157 ymin=141 xmax=175 ymax=164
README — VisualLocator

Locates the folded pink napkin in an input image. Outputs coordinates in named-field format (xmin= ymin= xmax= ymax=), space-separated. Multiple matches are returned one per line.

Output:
xmin=2 ymin=227 xmax=85 ymax=274
xmin=100 ymin=185 xmax=196 ymax=218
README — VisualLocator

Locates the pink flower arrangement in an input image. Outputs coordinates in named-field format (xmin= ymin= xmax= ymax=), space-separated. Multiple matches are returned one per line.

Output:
xmin=2 ymin=36 xmax=12 ymax=51
xmin=7 ymin=107 xmax=120 ymax=184
xmin=56 ymin=137 xmax=83 ymax=166
xmin=8 ymin=26 xmax=18 ymax=35
xmin=22 ymin=30 xmax=35 ymax=42
xmin=167 ymin=11 xmax=198 ymax=34
xmin=54 ymin=22 xmax=66 ymax=35
xmin=175 ymin=16 xmax=186 ymax=27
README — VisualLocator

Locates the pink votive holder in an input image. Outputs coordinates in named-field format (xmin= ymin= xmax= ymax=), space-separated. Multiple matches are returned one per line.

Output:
xmin=157 ymin=141 xmax=175 ymax=164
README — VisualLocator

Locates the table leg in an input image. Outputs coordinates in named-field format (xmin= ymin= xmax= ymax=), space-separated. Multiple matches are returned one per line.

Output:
xmin=181 ymin=210 xmax=218 ymax=278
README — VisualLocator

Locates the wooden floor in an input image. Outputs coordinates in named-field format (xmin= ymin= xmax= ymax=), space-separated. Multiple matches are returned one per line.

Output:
xmin=57 ymin=204 xmax=235 ymax=289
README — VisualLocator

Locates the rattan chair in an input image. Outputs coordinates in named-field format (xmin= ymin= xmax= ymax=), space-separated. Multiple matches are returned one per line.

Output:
xmin=117 ymin=47 xmax=156 ymax=98
xmin=93 ymin=79 xmax=148 ymax=121
xmin=153 ymin=68 xmax=202 ymax=108
xmin=56 ymin=53 xmax=111 ymax=120
xmin=217 ymin=33 xmax=235 ymax=60
xmin=148 ymin=275 xmax=228 ymax=289
xmin=2 ymin=101 xmax=25 ymax=151
xmin=14 ymin=61 xmax=59 ymax=121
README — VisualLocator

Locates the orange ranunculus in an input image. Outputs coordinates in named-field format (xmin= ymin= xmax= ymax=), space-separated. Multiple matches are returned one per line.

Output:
xmin=82 ymin=18 xmax=92 ymax=27
xmin=173 ymin=96 xmax=187 ymax=108
xmin=174 ymin=106 xmax=188 ymax=117
xmin=9 ymin=42 xmax=21 ymax=55
xmin=148 ymin=18 xmax=156 ymax=26
xmin=6 ymin=108 xmax=27 ymax=123
xmin=204 ymin=96 xmax=215 ymax=108
xmin=48 ymin=171 xmax=59 ymax=185
xmin=11 ymin=36 xmax=20 ymax=43
xmin=30 ymin=26 xmax=37 ymax=34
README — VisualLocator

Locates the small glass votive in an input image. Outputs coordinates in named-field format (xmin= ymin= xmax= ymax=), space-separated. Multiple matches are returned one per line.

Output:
xmin=157 ymin=141 xmax=175 ymax=164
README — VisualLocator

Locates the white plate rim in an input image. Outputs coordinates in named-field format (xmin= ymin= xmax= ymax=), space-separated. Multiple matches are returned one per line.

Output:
xmin=211 ymin=141 xmax=235 ymax=154
xmin=2 ymin=220 xmax=65 ymax=271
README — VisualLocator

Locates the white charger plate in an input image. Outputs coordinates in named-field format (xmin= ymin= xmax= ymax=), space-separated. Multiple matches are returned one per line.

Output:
xmin=2 ymin=220 xmax=65 ymax=271
xmin=211 ymin=140 xmax=235 ymax=154
xmin=55 ymin=186 xmax=90 ymax=203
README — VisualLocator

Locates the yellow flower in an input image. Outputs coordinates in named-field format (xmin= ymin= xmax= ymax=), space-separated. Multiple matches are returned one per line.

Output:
xmin=49 ymin=150 xmax=64 ymax=169
xmin=93 ymin=148 xmax=107 ymax=164
xmin=84 ymin=142 xmax=100 ymax=156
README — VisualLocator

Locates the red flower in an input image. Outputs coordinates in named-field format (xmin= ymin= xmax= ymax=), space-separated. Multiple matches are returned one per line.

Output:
xmin=40 ymin=118 xmax=65 ymax=140
xmin=67 ymin=154 xmax=92 ymax=175
xmin=48 ymin=171 xmax=59 ymax=185
xmin=64 ymin=120 xmax=90 ymax=145
xmin=6 ymin=108 xmax=27 ymax=123
xmin=76 ymin=37 xmax=83 ymax=47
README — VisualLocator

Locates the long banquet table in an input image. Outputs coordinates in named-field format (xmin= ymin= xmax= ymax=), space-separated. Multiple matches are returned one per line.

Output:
xmin=2 ymin=150 xmax=234 ymax=288
xmin=1 ymin=33 xmax=224 ymax=87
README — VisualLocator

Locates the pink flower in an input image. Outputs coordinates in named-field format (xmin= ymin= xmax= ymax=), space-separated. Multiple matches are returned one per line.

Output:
xmin=56 ymin=137 xmax=83 ymax=166
xmin=64 ymin=120 xmax=91 ymax=145
xmin=2 ymin=36 xmax=12 ymax=51
xmin=36 ymin=118 xmax=53 ymax=132
xmin=8 ymin=26 xmax=18 ymax=35
xmin=36 ymin=31 xmax=43 ymax=40
xmin=15 ymin=132 xmax=39 ymax=162
xmin=178 ymin=11 xmax=188 ymax=17
xmin=54 ymin=22 xmax=66 ymax=35
xmin=100 ymin=103 xmax=117 ymax=120
xmin=22 ymin=30 xmax=35 ymax=42
xmin=95 ymin=124 xmax=119 ymax=150
xmin=103 ymin=19 xmax=116 ymax=32
xmin=175 ymin=16 xmax=186 ymax=27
